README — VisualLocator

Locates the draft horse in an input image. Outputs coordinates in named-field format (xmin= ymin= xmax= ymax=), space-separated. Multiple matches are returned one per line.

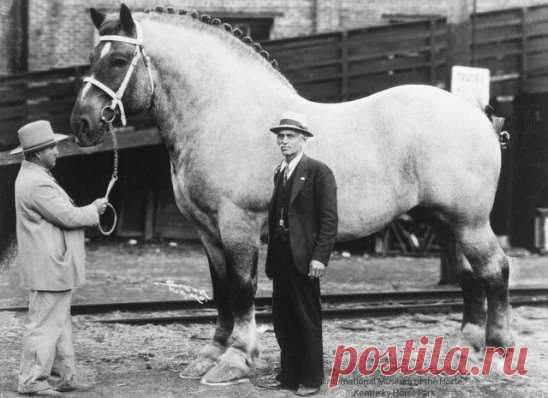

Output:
xmin=70 ymin=4 xmax=513 ymax=384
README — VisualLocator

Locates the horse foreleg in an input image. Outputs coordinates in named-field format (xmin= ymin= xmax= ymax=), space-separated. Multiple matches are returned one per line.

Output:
xmin=457 ymin=223 xmax=513 ymax=348
xmin=181 ymin=228 xmax=234 ymax=378
xmin=201 ymin=205 xmax=260 ymax=384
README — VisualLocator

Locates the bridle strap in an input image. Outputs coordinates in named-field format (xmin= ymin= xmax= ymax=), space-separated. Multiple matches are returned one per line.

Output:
xmin=83 ymin=21 xmax=154 ymax=126
xmin=99 ymin=35 xmax=142 ymax=45
xmin=83 ymin=75 xmax=127 ymax=125
xmin=83 ymin=76 xmax=118 ymax=100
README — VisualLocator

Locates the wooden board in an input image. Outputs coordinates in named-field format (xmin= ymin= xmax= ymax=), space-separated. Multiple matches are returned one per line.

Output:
xmin=0 ymin=127 xmax=162 ymax=166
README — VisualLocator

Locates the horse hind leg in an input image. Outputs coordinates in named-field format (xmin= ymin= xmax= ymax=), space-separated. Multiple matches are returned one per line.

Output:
xmin=459 ymin=249 xmax=487 ymax=350
xmin=456 ymin=222 xmax=513 ymax=348
xmin=180 ymin=228 xmax=234 ymax=378
xmin=430 ymin=217 xmax=486 ymax=349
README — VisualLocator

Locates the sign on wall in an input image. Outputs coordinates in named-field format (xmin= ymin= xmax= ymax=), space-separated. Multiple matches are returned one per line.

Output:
xmin=451 ymin=66 xmax=490 ymax=108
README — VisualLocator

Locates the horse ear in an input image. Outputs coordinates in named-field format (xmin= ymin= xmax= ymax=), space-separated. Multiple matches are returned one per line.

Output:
xmin=90 ymin=8 xmax=106 ymax=30
xmin=119 ymin=3 xmax=136 ymax=34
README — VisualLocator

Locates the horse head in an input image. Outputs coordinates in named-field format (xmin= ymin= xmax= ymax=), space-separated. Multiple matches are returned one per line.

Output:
xmin=70 ymin=4 xmax=154 ymax=146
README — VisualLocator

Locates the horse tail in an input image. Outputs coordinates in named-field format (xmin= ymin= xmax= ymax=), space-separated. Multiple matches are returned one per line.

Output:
xmin=482 ymin=103 xmax=510 ymax=150
xmin=468 ymin=95 xmax=510 ymax=149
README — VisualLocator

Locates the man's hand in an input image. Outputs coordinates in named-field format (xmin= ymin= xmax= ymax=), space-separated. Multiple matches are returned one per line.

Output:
xmin=308 ymin=260 xmax=326 ymax=279
xmin=92 ymin=198 xmax=108 ymax=215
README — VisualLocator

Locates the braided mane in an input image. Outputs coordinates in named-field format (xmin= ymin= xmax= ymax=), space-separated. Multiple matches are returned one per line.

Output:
xmin=143 ymin=6 xmax=280 ymax=70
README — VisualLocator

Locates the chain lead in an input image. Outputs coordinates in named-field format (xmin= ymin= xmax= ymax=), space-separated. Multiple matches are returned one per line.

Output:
xmin=98 ymin=121 xmax=119 ymax=235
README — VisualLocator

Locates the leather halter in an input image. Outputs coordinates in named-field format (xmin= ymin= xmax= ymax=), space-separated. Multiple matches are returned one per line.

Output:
xmin=83 ymin=22 xmax=154 ymax=126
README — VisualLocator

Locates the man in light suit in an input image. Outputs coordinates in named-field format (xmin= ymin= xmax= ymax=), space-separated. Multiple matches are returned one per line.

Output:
xmin=264 ymin=112 xmax=338 ymax=396
xmin=11 ymin=120 xmax=107 ymax=396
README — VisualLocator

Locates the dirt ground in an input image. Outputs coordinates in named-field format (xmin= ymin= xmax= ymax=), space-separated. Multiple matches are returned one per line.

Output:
xmin=1 ymin=239 xmax=548 ymax=397
xmin=1 ymin=239 xmax=546 ymax=307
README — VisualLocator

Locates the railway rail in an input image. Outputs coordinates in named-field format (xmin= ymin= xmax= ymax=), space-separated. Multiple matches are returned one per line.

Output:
xmin=3 ymin=287 xmax=548 ymax=325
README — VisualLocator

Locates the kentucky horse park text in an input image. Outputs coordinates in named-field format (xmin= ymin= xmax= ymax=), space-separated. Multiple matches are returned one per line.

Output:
xmin=329 ymin=336 xmax=528 ymax=387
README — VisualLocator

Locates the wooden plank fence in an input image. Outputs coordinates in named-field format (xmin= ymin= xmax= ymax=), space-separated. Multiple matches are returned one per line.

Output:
xmin=0 ymin=67 xmax=154 ymax=150
xmin=471 ymin=5 xmax=548 ymax=97
xmin=3 ymin=4 xmax=548 ymax=242
xmin=4 ymin=5 xmax=548 ymax=150
xmin=266 ymin=18 xmax=448 ymax=102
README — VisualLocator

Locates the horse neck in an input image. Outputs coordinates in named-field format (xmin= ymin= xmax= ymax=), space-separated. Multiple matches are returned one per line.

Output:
xmin=141 ymin=18 xmax=301 ymax=159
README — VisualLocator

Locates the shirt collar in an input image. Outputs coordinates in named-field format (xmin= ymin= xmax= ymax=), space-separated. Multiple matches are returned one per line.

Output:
xmin=281 ymin=151 xmax=304 ymax=174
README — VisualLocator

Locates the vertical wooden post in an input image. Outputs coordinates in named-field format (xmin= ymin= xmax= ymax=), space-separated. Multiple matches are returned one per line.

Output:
xmin=341 ymin=30 xmax=349 ymax=101
xmin=144 ymin=190 xmax=157 ymax=241
xmin=440 ymin=0 xmax=471 ymax=285
xmin=10 ymin=0 xmax=28 ymax=73
xmin=520 ymin=7 xmax=528 ymax=92
xmin=429 ymin=18 xmax=437 ymax=85
xmin=438 ymin=230 xmax=463 ymax=286
xmin=446 ymin=0 xmax=471 ymax=89
xmin=0 ymin=165 xmax=17 ymax=262
xmin=471 ymin=0 xmax=477 ymax=65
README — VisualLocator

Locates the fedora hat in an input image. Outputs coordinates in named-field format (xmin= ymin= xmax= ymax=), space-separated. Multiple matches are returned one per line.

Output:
xmin=10 ymin=120 xmax=69 ymax=155
xmin=270 ymin=111 xmax=314 ymax=137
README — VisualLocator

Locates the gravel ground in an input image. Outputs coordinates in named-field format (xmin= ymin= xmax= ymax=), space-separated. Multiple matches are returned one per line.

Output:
xmin=1 ymin=306 xmax=547 ymax=397
xmin=1 ymin=240 xmax=547 ymax=397
xmin=0 ymin=239 xmax=546 ymax=307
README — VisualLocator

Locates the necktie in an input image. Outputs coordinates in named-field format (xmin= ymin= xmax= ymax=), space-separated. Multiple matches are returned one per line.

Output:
xmin=283 ymin=166 xmax=289 ymax=186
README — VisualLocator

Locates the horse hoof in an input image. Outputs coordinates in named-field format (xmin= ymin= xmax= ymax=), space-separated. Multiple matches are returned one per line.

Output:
xmin=461 ymin=322 xmax=485 ymax=351
xmin=201 ymin=347 xmax=253 ymax=385
xmin=486 ymin=328 xmax=515 ymax=348
xmin=179 ymin=357 xmax=217 ymax=379
xmin=180 ymin=342 xmax=227 ymax=378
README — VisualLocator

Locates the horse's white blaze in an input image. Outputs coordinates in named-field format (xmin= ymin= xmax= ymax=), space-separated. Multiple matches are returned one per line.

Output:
xmin=79 ymin=43 xmax=110 ymax=100
xmin=80 ymin=74 xmax=93 ymax=100
xmin=100 ymin=42 xmax=111 ymax=59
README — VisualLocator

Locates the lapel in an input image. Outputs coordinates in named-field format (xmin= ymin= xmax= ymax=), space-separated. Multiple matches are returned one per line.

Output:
xmin=289 ymin=154 xmax=309 ymax=207
xmin=273 ymin=163 xmax=284 ymax=188
xmin=269 ymin=164 xmax=284 ymax=219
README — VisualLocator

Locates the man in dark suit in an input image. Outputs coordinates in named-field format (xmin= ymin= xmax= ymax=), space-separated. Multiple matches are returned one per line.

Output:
xmin=264 ymin=112 xmax=338 ymax=396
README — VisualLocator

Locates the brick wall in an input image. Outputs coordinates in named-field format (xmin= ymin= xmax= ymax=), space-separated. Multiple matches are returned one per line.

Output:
xmin=0 ymin=0 xmax=16 ymax=75
xmin=27 ymin=0 xmax=315 ymax=71
xmin=338 ymin=0 xmax=548 ymax=29
xmin=24 ymin=0 xmax=548 ymax=71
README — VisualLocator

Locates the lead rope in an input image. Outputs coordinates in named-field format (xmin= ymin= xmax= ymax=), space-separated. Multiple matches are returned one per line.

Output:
xmin=98 ymin=121 xmax=119 ymax=235
xmin=86 ymin=21 xmax=153 ymax=235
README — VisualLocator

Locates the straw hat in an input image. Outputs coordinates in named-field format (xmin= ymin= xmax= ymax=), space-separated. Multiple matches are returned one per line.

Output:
xmin=270 ymin=112 xmax=313 ymax=137
xmin=10 ymin=120 xmax=69 ymax=155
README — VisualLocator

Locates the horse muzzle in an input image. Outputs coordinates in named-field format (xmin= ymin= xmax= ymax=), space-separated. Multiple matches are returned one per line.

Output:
xmin=70 ymin=114 xmax=106 ymax=147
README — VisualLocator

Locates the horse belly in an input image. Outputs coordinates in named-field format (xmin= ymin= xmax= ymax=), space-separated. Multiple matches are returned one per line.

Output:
xmin=335 ymin=176 xmax=418 ymax=241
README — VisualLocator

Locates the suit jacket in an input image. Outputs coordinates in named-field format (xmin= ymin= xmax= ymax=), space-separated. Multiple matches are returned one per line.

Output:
xmin=266 ymin=154 xmax=338 ymax=279
xmin=14 ymin=161 xmax=99 ymax=291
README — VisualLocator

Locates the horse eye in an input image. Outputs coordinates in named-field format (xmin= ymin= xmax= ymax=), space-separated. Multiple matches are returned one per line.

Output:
xmin=111 ymin=58 xmax=128 ymax=67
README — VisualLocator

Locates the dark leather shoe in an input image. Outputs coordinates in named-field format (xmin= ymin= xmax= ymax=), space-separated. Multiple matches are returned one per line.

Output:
xmin=256 ymin=379 xmax=297 ymax=391
xmin=54 ymin=381 xmax=92 ymax=392
xmin=295 ymin=384 xmax=321 ymax=396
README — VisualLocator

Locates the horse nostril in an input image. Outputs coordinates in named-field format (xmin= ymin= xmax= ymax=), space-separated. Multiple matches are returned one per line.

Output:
xmin=79 ymin=117 xmax=90 ymax=135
